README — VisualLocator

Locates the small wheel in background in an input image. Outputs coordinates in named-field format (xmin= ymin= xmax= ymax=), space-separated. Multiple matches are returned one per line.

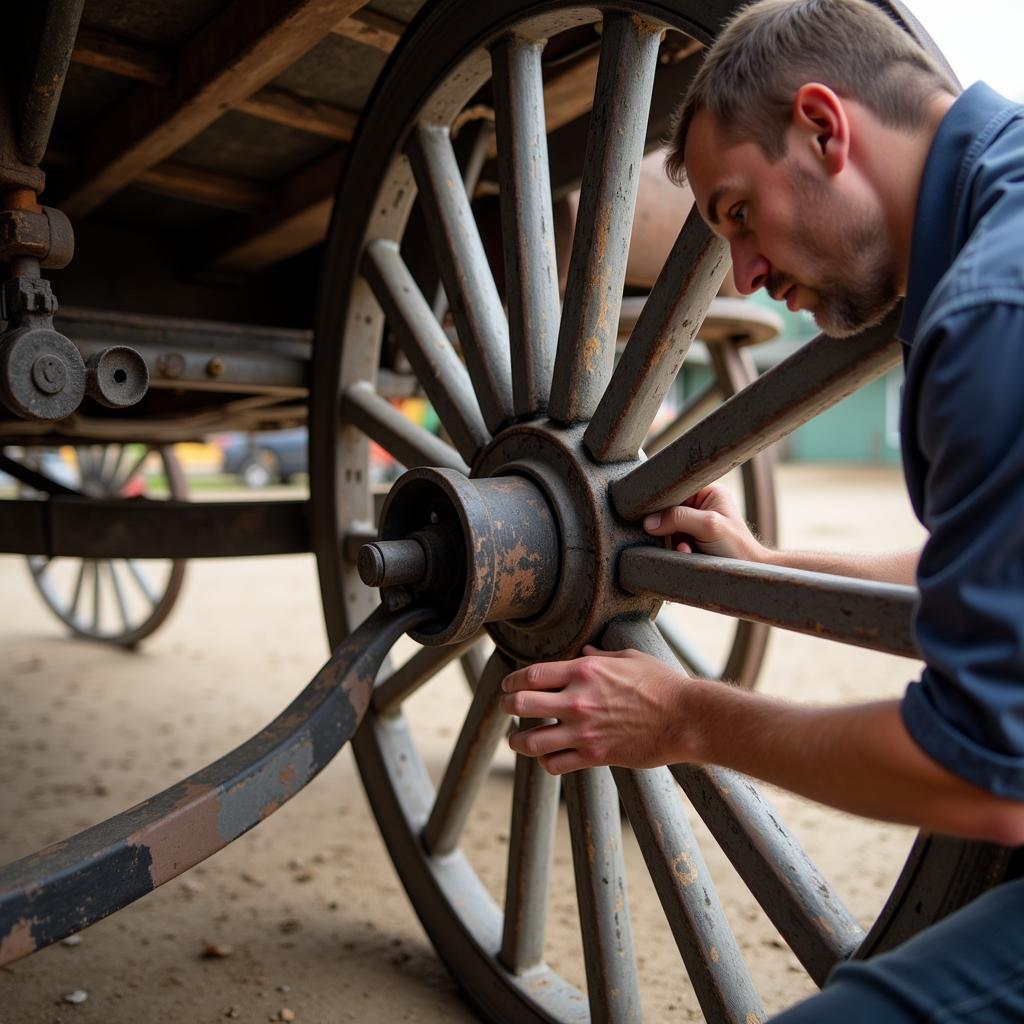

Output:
xmin=237 ymin=450 xmax=279 ymax=489
xmin=24 ymin=443 xmax=187 ymax=647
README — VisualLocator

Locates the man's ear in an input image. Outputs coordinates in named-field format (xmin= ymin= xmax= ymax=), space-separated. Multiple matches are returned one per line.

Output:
xmin=791 ymin=83 xmax=849 ymax=176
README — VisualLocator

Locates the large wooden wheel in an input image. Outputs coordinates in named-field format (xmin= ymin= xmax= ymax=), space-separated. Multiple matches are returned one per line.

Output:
xmin=310 ymin=3 xmax=1016 ymax=1021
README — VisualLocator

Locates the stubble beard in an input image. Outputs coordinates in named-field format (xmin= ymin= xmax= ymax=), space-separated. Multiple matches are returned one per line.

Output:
xmin=789 ymin=167 xmax=901 ymax=338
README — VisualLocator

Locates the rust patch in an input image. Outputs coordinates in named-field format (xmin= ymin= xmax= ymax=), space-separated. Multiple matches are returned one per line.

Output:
xmin=671 ymin=849 xmax=698 ymax=886
xmin=128 ymin=781 xmax=223 ymax=887
xmin=0 ymin=918 xmax=38 ymax=964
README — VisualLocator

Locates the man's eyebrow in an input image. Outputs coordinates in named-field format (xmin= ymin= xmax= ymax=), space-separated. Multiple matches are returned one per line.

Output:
xmin=706 ymin=186 xmax=727 ymax=227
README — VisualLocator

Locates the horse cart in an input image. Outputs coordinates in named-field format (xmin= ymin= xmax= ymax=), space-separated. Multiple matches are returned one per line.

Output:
xmin=1 ymin=1 xmax=1016 ymax=1020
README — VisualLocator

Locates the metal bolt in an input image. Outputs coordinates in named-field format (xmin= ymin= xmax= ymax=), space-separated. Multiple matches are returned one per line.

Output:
xmin=31 ymin=354 xmax=66 ymax=394
xmin=157 ymin=352 xmax=185 ymax=379
xmin=207 ymin=356 xmax=225 ymax=377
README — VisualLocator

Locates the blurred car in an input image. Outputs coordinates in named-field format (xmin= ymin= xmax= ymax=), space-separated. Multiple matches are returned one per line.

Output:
xmin=213 ymin=429 xmax=401 ymax=488
xmin=215 ymin=429 xmax=308 ymax=488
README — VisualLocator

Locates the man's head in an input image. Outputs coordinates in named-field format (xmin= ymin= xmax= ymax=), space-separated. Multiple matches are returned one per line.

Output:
xmin=668 ymin=0 xmax=956 ymax=336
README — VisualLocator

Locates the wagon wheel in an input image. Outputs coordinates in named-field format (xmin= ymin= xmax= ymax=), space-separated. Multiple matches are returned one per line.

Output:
xmin=311 ymin=2 xmax=1015 ymax=1021
xmin=25 ymin=444 xmax=187 ymax=647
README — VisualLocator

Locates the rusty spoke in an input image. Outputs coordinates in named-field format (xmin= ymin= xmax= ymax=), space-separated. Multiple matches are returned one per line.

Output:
xmin=605 ymin=617 xmax=865 ymax=984
xmin=362 ymin=240 xmax=490 ymax=463
xmin=564 ymin=767 xmax=641 ymax=1022
xmin=613 ymin=767 xmax=765 ymax=1023
xmin=407 ymin=124 xmax=514 ymax=432
xmin=500 ymin=717 xmax=561 ymax=974
xmin=342 ymin=381 xmax=469 ymax=474
xmin=621 ymin=548 xmax=918 ymax=658
xmin=372 ymin=633 xmax=483 ymax=715
xmin=459 ymin=637 xmax=491 ymax=695
xmin=547 ymin=14 xmax=661 ymax=425
xmin=612 ymin=309 xmax=904 ymax=519
xmin=491 ymin=35 xmax=561 ymax=419
xmin=585 ymin=209 xmax=729 ymax=462
xmin=422 ymin=649 xmax=516 ymax=857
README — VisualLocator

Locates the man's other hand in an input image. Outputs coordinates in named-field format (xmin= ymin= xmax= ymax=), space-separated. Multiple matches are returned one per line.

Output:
xmin=500 ymin=647 xmax=690 ymax=775
xmin=643 ymin=483 xmax=767 ymax=560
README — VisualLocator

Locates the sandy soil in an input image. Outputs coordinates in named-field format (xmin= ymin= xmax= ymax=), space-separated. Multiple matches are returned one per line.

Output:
xmin=0 ymin=464 xmax=928 ymax=1024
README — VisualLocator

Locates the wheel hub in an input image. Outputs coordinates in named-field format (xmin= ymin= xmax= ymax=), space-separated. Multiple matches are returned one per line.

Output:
xmin=359 ymin=422 xmax=660 ymax=661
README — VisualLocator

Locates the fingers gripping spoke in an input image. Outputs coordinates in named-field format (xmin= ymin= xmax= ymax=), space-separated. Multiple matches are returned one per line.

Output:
xmin=621 ymin=548 xmax=919 ymax=658
xmin=585 ymin=209 xmax=729 ymax=462
xmin=563 ymin=767 xmax=641 ymax=1023
xmin=500 ymin=717 xmax=560 ymax=974
xmin=491 ymin=35 xmax=561 ymax=419
xmin=548 ymin=15 xmax=661 ymax=425
xmin=407 ymin=123 xmax=514 ymax=432
xmin=611 ymin=309 xmax=904 ymax=519
xmin=612 ymin=767 xmax=765 ymax=1024
xmin=362 ymin=240 xmax=490 ymax=464
xmin=423 ymin=649 xmax=516 ymax=857
xmin=342 ymin=381 xmax=469 ymax=474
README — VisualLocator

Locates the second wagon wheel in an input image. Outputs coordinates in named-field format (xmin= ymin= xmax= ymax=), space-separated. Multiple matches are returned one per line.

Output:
xmin=24 ymin=444 xmax=187 ymax=647
xmin=311 ymin=2 xmax=1016 ymax=1021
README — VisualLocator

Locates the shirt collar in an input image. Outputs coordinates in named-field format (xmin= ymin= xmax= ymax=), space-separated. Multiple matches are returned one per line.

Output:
xmin=898 ymin=82 xmax=1015 ymax=344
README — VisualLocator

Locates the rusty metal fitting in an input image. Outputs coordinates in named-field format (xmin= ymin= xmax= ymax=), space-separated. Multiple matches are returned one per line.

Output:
xmin=372 ymin=467 xmax=560 ymax=646
xmin=0 ymin=323 xmax=85 ymax=421
xmin=85 ymin=345 xmax=150 ymax=409
xmin=0 ymin=205 xmax=74 ymax=269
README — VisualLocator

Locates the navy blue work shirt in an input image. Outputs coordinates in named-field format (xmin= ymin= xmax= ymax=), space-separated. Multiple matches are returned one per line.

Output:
xmin=898 ymin=83 xmax=1024 ymax=799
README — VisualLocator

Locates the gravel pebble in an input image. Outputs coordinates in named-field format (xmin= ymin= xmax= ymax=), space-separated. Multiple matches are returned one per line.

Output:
xmin=63 ymin=990 xmax=88 ymax=1005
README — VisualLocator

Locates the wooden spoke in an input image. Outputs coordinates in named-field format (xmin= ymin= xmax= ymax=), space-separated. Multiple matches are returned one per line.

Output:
xmin=124 ymin=559 xmax=159 ymax=609
xmin=611 ymin=309 xmax=904 ymax=519
xmin=407 ymin=124 xmax=514 ymax=432
xmin=605 ymin=617 xmax=869 ymax=983
xmin=68 ymin=560 xmax=87 ymax=622
xmin=491 ymin=35 xmax=561 ymax=419
xmin=90 ymin=559 xmax=101 ymax=632
xmin=563 ymin=767 xmax=641 ymax=1023
xmin=459 ymin=638 xmax=491 ymax=695
xmin=613 ymin=767 xmax=764 ymax=1023
xmin=500 ymin=718 xmax=561 ymax=974
xmin=585 ymin=208 xmax=729 ymax=462
xmin=342 ymin=381 xmax=469 ymax=474
xmin=547 ymin=14 xmax=661 ymax=425
xmin=672 ymin=763 xmax=865 ymax=986
xmin=644 ymin=378 xmax=720 ymax=456
xmin=106 ymin=561 xmax=130 ymax=634
xmin=373 ymin=635 xmax=482 ymax=715
xmin=113 ymin=445 xmax=151 ymax=492
xmin=620 ymin=548 xmax=919 ymax=658
xmin=362 ymin=240 xmax=490 ymax=463
xmin=422 ymin=649 xmax=516 ymax=857
xmin=656 ymin=612 xmax=718 ymax=681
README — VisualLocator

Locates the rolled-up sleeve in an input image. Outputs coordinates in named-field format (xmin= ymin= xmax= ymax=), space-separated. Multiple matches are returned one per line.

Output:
xmin=901 ymin=300 xmax=1024 ymax=798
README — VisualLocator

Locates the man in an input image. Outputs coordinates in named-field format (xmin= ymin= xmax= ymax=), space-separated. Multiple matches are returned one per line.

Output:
xmin=501 ymin=0 xmax=1024 ymax=1018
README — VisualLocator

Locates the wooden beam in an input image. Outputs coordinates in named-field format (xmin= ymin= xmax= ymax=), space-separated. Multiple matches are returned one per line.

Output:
xmin=60 ymin=0 xmax=367 ymax=221
xmin=208 ymin=149 xmax=345 ymax=272
xmin=204 ymin=48 xmax=614 ymax=273
xmin=71 ymin=25 xmax=173 ymax=87
xmin=235 ymin=86 xmax=359 ymax=141
xmin=332 ymin=8 xmax=405 ymax=52
xmin=135 ymin=160 xmax=275 ymax=213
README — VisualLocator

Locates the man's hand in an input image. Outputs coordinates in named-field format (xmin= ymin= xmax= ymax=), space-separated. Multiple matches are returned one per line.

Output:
xmin=643 ymin=484 xmax=768 ymax=561
xmin=500 ymin=647 xmax=690 ymax=774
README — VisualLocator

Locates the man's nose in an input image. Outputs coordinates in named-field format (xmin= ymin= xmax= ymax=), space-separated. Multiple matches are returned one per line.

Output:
xmin=730 ymin=242 xmax=769 ymax=295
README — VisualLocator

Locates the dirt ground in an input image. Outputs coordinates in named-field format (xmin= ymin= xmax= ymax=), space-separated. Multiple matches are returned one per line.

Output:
xmin=0 ymin=464 xmax=929 ymax=1024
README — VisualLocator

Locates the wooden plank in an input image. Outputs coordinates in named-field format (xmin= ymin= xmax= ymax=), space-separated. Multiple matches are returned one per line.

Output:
xmin=136 ymin=159 xmax=275 ymax=213
xmin=208 ymin=149 xmax=345 ymax=271
xmin=332 ymin=8 xmax=405 ymax=52
xmin=60 ymin=0 xmax=368 ymax=220
xmin=235 ymin=86 xmax=359 ymax=141
xmin=71 ymin=25 xmax=172 ymax=87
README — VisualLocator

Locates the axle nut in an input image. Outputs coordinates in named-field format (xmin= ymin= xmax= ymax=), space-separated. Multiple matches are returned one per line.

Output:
xmin=0 ymin=325 xmax=85 ymax=421
xmin=86 ymin=346 xmax=150 ymax=409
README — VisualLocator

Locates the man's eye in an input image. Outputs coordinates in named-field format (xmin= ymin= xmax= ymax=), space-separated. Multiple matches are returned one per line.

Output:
xmin=729 ymin=203 xmax=748 ymax=227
